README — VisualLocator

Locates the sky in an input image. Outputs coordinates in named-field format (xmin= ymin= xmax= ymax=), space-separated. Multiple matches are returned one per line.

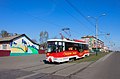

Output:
xmin=0 ymin=0 xmax=120 ymax=51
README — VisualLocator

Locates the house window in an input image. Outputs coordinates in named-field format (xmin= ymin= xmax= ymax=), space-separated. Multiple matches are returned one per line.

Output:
xmin=2 ymin=44 xmax=7 ymax=49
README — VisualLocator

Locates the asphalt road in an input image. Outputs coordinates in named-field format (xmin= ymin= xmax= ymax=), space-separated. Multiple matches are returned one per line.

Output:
xmin=0 ymin=54 xmax=91 ymax=79
xmin=73 ymin=52 xmax=120 ymax=79
xmin=0 ymin=52 xmax=119 ymax=79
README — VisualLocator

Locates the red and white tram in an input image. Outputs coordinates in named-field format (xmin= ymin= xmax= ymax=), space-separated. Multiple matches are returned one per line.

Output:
xmin=46 ymin=38 xmax=89 ymax=63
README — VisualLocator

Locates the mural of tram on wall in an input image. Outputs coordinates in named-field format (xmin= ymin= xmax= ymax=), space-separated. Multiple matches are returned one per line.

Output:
xmin=0 ymin=34 xmax=39 ymax=56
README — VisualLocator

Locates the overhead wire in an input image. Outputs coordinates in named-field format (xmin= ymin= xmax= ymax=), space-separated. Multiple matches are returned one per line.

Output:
xmin=8 ymin=0 xmax=95 ymax=35
xmin=64 ymin=0 xmax=112 ymax=49
xmin=65 ymin=0 xmax=94 ymax=26
xmin=65 ymin=0 xmax=107 ymax=36
xmin=63 ymin=8 xmax=95 ymax=33
xmin=4 ymin=0 xmax=106 ymax=40
xmin=51 ymin=0 xmax=95 ymax=38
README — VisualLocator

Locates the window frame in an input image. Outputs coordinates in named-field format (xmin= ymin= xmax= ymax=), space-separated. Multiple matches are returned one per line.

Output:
xmin=2 ymin=44 xmax=7 ymax=49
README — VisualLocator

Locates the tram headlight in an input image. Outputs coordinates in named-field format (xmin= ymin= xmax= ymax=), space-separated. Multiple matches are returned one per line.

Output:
xmin=46 ymin=53 xmax=50 ymax=56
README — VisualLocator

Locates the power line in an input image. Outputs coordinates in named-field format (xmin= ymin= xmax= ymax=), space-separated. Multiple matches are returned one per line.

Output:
xmin=63 ymin=8 xmax=95 ymax=33
xmin=65 ymin=0 xmax=94 ymax=26
xmin=65 ymin=0 xmax=107 ymax=36
xmin=64 ymin=0 xmax=99 ymax=36
xmin=103 ymin=34 xmax=114 ymax=47
xmin=5 ymin=1 xmax=101 ymax=39
xmin=51 ymin=0 xmax=95 ymax=35
xmin=51 ymin=0 xmax=84 ymax=25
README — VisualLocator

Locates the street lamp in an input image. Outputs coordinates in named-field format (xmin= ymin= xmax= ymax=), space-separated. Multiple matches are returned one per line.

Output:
xmin=97 ymin=33 xmax=110 ymax=36
xmin=88 ymin=13 xmax=106 ymax=56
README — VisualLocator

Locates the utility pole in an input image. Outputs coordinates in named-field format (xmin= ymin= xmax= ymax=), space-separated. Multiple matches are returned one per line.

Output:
xmin=88 ymin=13 xmax=106 ymax=56
xmin=95 ymin=19 xmax=98 ymax=55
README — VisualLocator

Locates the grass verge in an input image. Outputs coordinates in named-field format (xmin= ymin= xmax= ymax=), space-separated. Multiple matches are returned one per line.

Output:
xmin=71 ymin=52 xmax=110 ymax=63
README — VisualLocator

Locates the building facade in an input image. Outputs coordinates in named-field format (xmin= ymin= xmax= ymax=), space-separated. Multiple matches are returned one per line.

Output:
xmin=0 ymin=34 xmax=39 ymax=56
xmin=81 ymin=36 xmax=105 ymax=53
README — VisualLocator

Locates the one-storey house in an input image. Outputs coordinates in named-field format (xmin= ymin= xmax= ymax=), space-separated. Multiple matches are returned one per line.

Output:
xmin=0 ymin=34 xmax=39 ymax=56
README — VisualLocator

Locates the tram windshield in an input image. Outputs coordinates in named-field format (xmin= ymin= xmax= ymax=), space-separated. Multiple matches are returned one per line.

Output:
xmin=47 ymin=41 xmax=64 ymax=53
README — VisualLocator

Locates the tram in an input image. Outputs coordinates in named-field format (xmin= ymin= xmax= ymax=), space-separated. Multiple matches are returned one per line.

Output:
xmin=46 ymin=38 xmax=89 ymax=63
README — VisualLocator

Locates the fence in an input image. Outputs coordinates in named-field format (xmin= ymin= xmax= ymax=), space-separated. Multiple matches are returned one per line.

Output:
xmin=0 ymin=50 xmax=11 ymax=57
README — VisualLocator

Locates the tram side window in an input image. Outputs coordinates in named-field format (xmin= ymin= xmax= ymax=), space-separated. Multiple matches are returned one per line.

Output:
xmin=65 ymin=42 xmax=73 ymax=51
xmin=78 ymin=44 xmax=83 ymax=52
xmin=73 ymin=43 xmax=79 ymax=51
xmin=65 ymin=42 xmax=79 ymax=51
xmin=83 ymin=44 xmax=89 ymax=50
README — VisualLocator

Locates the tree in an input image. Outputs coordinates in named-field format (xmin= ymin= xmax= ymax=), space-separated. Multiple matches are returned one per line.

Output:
xmin=0 ymin=30 xmax=11 ymax=38
xmin=0 ymin=30 xmax=18 ymax=38
xmin=39 ymin=31 xmax=49 ymax=49
xmin=40 ymin=31 xmax=44 ymax=44
xmin=40 ymin=31 xmax=49 ymax=44
xmin=14 ymin=33 xmax=18 ymax=35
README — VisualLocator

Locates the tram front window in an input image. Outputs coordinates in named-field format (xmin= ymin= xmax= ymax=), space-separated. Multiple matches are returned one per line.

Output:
xmin=47 ymin=41 xmax=63 ymax=53
xmin=47 ymin=45 xmax=56 ymax=53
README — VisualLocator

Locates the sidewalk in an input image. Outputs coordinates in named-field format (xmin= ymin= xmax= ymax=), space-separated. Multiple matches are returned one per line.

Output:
xmin=71 ymin=52 xmax=113 ymax=79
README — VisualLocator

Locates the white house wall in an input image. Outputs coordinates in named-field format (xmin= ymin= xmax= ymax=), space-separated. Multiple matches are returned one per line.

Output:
xmin=0 ymin=43 xmax=11 ymax=50
xmin=10 ymin=36 xmax=39 ymax=56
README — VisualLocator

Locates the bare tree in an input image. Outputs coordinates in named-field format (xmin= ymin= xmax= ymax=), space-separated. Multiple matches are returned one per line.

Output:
xmin=0 ymin=30 xmax=19 ymax=38
xmin=44 ymin=31 xmax=49 ymax=42
xmin=0 ymin=30 xmax=11 ymax=38
xmin=39 ymin=31 xmax=49 ymax=49
xmin=40 ymin=31 xmax=44 ymax=44
xmin=14 ymin=33 xmax=18 ymax=35
xmin=40 ymin=31 xmax=48 ymax=44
